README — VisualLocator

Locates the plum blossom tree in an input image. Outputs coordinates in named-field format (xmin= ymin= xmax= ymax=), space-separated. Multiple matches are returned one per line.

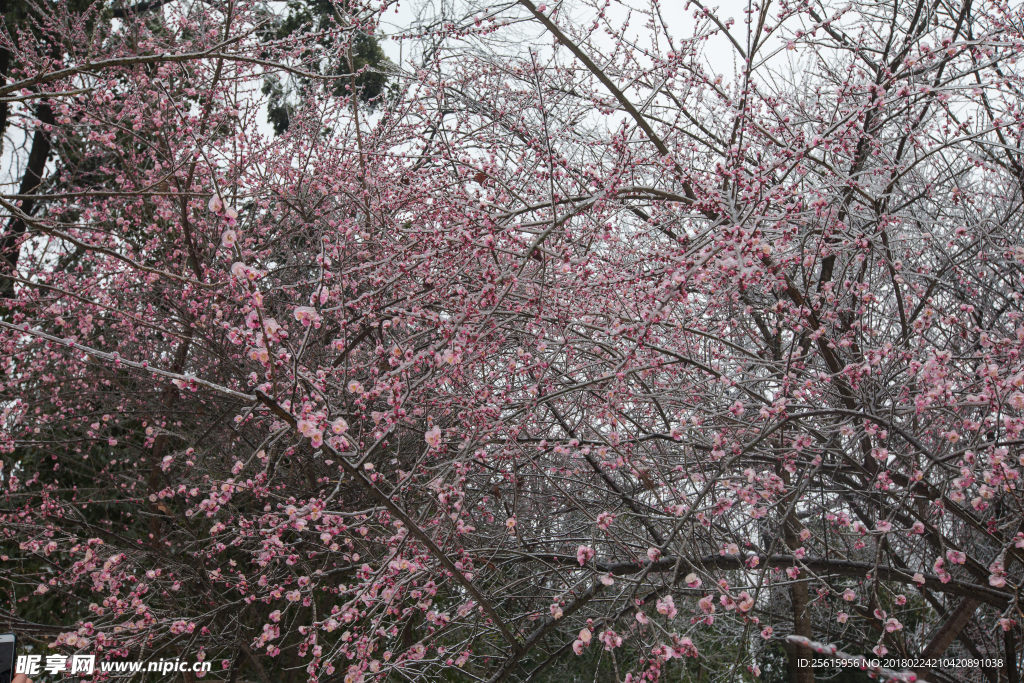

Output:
xmin=1 ymin=0 xmax=1024 ymax=682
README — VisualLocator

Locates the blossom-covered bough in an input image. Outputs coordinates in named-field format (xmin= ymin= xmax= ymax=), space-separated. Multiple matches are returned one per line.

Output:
xmin=1 ymin=0 xmax=1023 ymax=682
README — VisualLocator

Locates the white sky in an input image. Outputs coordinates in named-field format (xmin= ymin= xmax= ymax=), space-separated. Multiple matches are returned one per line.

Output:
xmin=377 ymin=0 xmax=761 ymax=74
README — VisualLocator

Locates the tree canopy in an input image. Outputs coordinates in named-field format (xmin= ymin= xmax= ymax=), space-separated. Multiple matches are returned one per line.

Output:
xmin=1 ymin=0 xmax=1023 ymax=682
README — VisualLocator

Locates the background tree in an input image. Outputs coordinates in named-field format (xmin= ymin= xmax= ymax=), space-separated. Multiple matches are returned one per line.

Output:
xmin=260 ymin=0 xmax=393 ymax=135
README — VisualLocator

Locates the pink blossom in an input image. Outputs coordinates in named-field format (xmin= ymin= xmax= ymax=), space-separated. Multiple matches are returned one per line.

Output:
xmin=675 ymin=637 xmax=697 ymax=657
xmin=884 ymin=618 xmax=903 ymax=632
xmin=599 ymin=630 xmax=622 ymax=650
xmin=297 ymin=419 xmax=322 ymax=442
xmin=425 ymin=425 xmax=443 ymax=448
xmin=653 ymin=644 xmax=676 ymax=660
xmin=655 ymin=595 xmax=677 ymax=618
xmin=577 ymin=545 xmax=595 ymax=566
xmin=293 ymin=306 xmax=320 ymax=327
xmin=697 ymin=595 xmax=715 ymax=614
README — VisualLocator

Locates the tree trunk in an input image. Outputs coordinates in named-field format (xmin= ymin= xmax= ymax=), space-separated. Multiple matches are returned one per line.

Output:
xmin=1007 ymin=626 xmax=1020 ymax=683
xmin=0 ymin=46 xmax=10 ymax=155
xmin=783 ymin=511 xmax=814 ymax=683
xmin=1 ymin=100 xmax=55 ymax=298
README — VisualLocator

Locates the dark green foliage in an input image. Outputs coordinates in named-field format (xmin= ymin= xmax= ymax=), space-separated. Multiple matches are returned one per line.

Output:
xmin=334 ymin=28 xmax=391 ymax=104
xmin=262 ymin=75 xmax=294 ymax=137
xmin=262 ymin=0 xmax=393 ymax=134
xmin=758 ymin=641 xmax=791 ymax=683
